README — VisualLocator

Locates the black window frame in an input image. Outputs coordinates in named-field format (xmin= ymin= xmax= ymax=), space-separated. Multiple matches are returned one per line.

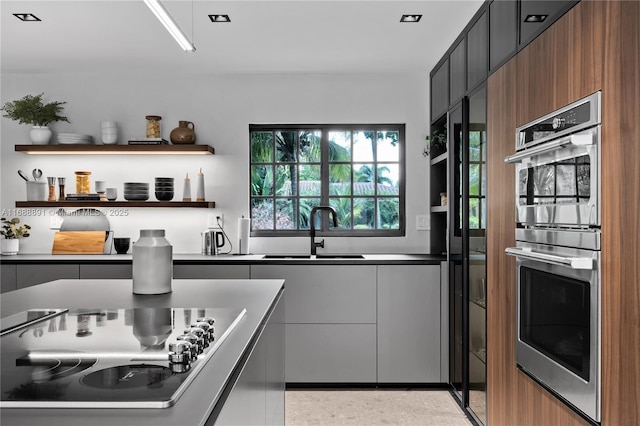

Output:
xmin=249 ymin=123 xmax=406 ymax=237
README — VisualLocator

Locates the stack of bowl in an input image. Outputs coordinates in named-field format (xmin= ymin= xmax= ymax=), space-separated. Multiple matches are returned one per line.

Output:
xmin=101 ymin=121 xmax=118 ymax=145
xmin=123 ymin=182 xmax=149 ymax=201
xmin=155 ymin=177 xmax=174 ymax=201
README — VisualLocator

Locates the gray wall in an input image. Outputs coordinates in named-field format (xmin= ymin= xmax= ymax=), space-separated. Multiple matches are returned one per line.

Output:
xmin=1 ymin=72 xmax=431 ymax=254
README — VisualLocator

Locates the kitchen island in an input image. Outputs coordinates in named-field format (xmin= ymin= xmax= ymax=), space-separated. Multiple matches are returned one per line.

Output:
xmin=0 ymin=278 xmax=285 ymax=426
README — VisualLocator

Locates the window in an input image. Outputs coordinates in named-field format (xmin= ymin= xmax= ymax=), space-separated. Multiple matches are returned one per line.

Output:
xmin=250 ymin=124 xmax=405 ymax=236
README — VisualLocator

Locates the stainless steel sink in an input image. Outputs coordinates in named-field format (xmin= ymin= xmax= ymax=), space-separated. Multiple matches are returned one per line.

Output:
xmin=315 ymin=254 xmax=365 ymax=259
xmin=262 ymin=255 xmax=312 ymax=259
xmin=261 ymin=254 xmax=364 ymax=259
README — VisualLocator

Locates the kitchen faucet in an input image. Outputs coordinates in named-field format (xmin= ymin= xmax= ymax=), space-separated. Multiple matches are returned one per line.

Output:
xmin=310 ymin=206 xmax=338 ymax=255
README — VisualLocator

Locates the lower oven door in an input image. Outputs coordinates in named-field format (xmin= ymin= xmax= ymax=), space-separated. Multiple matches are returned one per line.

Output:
xmin=506 ymin=243 xmax=600 ymax=422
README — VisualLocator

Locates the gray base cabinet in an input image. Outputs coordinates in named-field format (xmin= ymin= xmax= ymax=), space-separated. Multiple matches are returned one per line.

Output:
xmin=173 ymin=265 xmax=250 ymax=279
xmin=286 ymin=323 xmax=376 ymax=383
xmin=17 ymin=264 xmax=79 ymax=289
xmin=212 ymin=292 xmax=284 ymax=426
xmin=79 ymin=264 xmax=132 ymax=279
xmin=1 ymin=264 xmax=17 ymax=293
xmin=377 ymin=265 xmax=442 ymax=382
xmin=251 ymin=264 xmax=377 ymax=383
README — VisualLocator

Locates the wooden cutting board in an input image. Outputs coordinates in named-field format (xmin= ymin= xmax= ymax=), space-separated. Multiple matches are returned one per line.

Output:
xmin=52 ymin=231 xmax=105 ymax=254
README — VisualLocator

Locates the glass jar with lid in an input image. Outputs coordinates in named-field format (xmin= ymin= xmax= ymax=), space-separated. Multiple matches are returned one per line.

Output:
xmin=145 ymin=115 xmax=162 ymax=138
xmin=75 ymin=171 xmax=91 ymax=194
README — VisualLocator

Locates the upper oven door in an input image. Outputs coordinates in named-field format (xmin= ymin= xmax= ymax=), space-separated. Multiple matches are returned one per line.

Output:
xmin=506 ymin=126 xmax=600 ymax=227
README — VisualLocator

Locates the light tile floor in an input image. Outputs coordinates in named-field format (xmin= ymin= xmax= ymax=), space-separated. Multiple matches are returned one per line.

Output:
xmin=285 ymin=389 xmax=473 ymax=426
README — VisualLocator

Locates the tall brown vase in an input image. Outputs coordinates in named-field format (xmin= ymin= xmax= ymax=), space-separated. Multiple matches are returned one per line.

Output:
xmin=170 ymin=121 xmax=196 ymax=144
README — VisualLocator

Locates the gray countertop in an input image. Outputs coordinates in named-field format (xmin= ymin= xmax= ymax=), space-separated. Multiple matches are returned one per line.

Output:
xmin=0 ymin=253 xmax=444 ymax=265
xmin=0 ymin=278 xmax=285 ymax=426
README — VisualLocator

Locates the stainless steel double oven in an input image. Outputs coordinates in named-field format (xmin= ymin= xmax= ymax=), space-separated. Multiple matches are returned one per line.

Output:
xmin=505 ymin=92 xmax=601 ymax=423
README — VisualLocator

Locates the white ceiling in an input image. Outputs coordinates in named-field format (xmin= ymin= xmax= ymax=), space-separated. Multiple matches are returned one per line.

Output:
xmin=1 ymin=0 xmax=483 ymax=74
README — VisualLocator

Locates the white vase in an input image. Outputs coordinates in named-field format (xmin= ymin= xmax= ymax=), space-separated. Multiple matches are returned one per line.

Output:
xmin=1 ymin=239 xmax=19 ymax=256
xmin=30 ymin=126 xmax=52 ymax=145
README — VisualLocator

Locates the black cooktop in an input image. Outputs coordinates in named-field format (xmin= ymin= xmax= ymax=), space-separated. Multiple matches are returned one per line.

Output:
xmin=0 ymin=307 xmax=245 ymax=408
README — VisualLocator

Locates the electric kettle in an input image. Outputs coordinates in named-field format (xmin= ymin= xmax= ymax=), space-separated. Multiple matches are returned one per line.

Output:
xmin=201 ymin=230 xmax=228 ymax=255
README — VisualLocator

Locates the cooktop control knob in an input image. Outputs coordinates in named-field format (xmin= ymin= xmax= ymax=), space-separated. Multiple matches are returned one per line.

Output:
xmin=168 ymin=341 xmax=193 ymax=373
xmin=185 ymin=327 xmax=208 ymax=348
xmin=192 ymin=322 xmax=214 ymax=341
xmin=177 ymin=333 xmax=200 ymax=358
xmin=196 ymin=316 xmax=215 ymax=325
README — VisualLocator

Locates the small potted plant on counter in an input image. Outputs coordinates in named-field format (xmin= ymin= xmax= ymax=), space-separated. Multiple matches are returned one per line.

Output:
xmin=1 ymin=217 xmax=31 ymax=255
xmin=1 ymin=93 xmax=70 ymax=144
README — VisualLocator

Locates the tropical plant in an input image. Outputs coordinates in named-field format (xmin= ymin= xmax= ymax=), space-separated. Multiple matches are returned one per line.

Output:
xmin=1 ymin=93 xmax=70 ymax=126
xmin=0 ymin=218 xmax=31 ymax=239
xmin=427 ymin=128 xmax=447 ymax=155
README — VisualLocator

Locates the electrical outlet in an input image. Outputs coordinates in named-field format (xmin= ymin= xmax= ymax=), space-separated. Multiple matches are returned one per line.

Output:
xmin=50 ymin=214 xmax=64 ymax=230
xmin=416 ymin=214 xmax=429 ymax=231
xmin=216 ymin=213 xmax=224 ymax=229
xmin=206 ymin=213 xmax=217 ymax=228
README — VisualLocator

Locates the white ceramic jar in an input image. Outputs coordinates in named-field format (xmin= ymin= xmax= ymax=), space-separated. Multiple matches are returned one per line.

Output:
xmin=132 ymin=229 xmax=173 ymax=294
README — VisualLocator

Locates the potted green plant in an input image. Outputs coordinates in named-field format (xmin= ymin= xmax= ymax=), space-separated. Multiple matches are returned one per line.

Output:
xmin=426 ymin=128 xmax=447 ymax=157
xmin=1 ymin=93 xmax=70 ymax=144
xmin=0 ymin=217 xmax=31 ymax=255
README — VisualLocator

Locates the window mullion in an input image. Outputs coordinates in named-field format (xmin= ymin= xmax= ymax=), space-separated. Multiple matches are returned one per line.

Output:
xmin=320 ymin=128 xmax=330 ymax=231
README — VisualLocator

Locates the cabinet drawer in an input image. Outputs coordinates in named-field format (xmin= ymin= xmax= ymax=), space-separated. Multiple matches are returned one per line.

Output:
xmin=17 ymin=264 xmax=79 ymax=289
xmin=173 ymin=264 xmax=250 ymax=279
xmin=285 ymin=324 xmax=376 ymax=383
xmin=1 ymin=264 xmax=17 ymax=293
xmin=79 ymin=264 xmax=132 ymax=279
xmin=251 ymin=265 xmax=376 ymax=324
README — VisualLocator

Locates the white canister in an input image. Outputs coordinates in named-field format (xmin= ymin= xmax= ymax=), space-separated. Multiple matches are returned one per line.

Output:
xmin=132 ymin=229 xmax=173 ymax=294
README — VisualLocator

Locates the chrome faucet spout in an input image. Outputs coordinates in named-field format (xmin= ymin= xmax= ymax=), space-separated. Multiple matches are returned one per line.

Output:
xmin=310 ymin=206 xmax=338 ymax=255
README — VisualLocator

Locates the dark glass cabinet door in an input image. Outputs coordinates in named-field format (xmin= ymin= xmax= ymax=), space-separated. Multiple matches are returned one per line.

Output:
xmin=466 ymin=86 xmax=487 ymax=425
xmin=449 ymin=87 xmax=487 ymax=425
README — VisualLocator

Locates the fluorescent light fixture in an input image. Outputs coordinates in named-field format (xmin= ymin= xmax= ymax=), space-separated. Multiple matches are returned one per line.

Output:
xmin=209 ymin=14 xmax=230 ymax=23
xmin=143 ymin=0 xmax=195 ymax=52
xmin=524 ymin=14 xmax=548 ymax=23
xmin=400 ymin=14 xmax=422 ymax=23
xmin=13 ymin=13 xmax=41 ymax=21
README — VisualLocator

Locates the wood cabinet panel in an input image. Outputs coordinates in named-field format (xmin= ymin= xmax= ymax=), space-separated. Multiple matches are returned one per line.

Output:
xmin=516 ymin=0 xmax=604 ymax=126
xmin=489 ymin=1 xmax=640 ymax=424
xmin=600 ymin=2 xmax=640 ymax=425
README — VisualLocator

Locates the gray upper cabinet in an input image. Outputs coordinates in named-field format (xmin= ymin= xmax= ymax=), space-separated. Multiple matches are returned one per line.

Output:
xmin=449 ymin=39 xmax=466 ymax=107
xmin=467 ymin=11 xmax=488 ymax=91
xmin=431 ymin=59 xmax=449 ymax=121
xmin=489 ymin=0 xmax=517 ymax=72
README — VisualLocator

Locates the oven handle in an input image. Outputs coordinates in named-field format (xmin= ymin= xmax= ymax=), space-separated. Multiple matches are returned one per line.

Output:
xmin=505 ymin=247 xmax=594 ymax=270
xmin=504 ymin=132 xmax=594 ymax=164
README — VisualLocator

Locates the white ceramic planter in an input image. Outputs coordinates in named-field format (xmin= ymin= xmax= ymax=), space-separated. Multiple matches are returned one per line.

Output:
xmin=1 ymin=239 xmax=19 ymax=256
xmin=30 ymin=126 xmax=52 ymax=145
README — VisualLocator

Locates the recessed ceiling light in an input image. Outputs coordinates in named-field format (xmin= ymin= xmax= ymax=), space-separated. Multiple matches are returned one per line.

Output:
xmin=13 ymin=13 xmax=41 ymax=22
xmin=400 ymin=14 xmax=422 ymax=23
xmin=209 ymin=14 xmax=231 ymax=23
xmin=524 ymin=14 xmax=548 ymax=23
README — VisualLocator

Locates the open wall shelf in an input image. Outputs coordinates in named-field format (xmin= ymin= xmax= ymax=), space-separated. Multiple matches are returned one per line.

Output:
xmin=16 ymin=201 xmax=216 ymax=208
xmin=15 ymin=144 xmax=215 ymax=155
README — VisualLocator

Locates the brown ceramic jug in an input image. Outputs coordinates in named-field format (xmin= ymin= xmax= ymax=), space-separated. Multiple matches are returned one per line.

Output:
xmin=170 ymin=121 xmax=196 ymax=144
